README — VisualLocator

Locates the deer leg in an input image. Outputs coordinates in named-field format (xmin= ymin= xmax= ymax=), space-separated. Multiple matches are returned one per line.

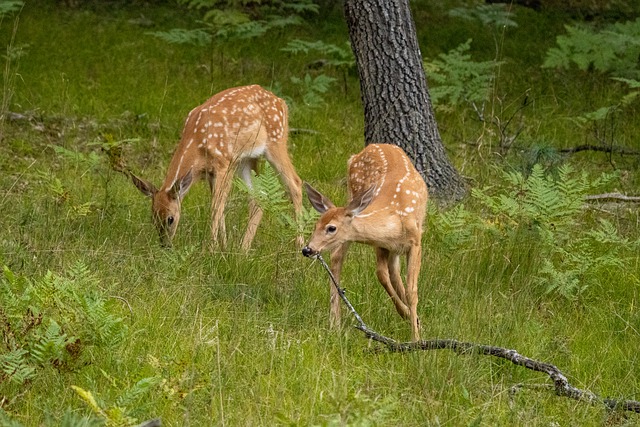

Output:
xmin=406 ymin=243 xmax=422 ymax=341
xmin=375 ymin=248 xmax=411 ymax=319
xmin=265 ymin=145 xmax=303 ymax=247
xmin=210 ymin=166 xmax=235 ymax=249
xmin=239 ymin=158 xmax=264 ymax=252
xmin=388 ymin=252 xmax=408 ymax=306
xmin=329 ymin=242 xmax=350 ymax=329
xmin=207 ymin=174 xmax=225 ymax=245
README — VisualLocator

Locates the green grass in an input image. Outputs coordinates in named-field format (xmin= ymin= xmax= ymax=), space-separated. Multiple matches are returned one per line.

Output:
xmin=1 ymin=1 xmax=639 ymax=426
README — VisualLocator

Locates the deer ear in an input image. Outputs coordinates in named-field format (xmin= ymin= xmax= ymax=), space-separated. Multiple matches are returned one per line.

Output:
xmin=304 ymin=182 xmax=335 ymax=214
xmin=346 ymin=185 xmax=376 ymax=217
xmin=169 ymin=169 xmax=194 ymax=200
xmin=131 ymin=173 xmax=157 ymax=198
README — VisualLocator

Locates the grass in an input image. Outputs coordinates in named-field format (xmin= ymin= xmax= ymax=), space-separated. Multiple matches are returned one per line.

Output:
xmin=1 ymin=1 xmax=639 ymax=426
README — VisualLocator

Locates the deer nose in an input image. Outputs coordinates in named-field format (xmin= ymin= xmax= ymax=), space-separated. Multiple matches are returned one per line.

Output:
xmin=302 ymin=246 xmax=316 ymax=257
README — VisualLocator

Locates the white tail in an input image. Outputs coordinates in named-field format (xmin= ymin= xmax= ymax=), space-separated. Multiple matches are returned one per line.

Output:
xmin=131 ymin=85 xmax=303 ymax=250
xmin=302 ymin=143 xmax=428 ymax=341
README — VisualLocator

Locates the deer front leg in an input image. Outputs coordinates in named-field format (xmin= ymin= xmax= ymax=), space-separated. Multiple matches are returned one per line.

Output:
xmin=210 ymin=167 xmax=235 ymax=250
xmin=239 ymin=158 xmax=264 ymax=252
xmin=266 ymin=145 xmax=303 ymax=247
xmin=375 ymin=248 xmax=410 ymax=319
xmin=329 ymin=242 xmax=350 ymax=329
xmin=406 ymin=243 xmax=422 ymax=341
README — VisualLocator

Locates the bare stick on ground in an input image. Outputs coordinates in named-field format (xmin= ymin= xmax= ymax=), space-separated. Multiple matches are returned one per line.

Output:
xmin=586 ymin=192 xmax=640 ymax=203
xmin=312 ymin=254 xmax=640 ymax=414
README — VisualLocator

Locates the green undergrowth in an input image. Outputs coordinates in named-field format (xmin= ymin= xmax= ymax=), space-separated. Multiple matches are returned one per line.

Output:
xmin=1 ymin=1 xmax=639 ymax=426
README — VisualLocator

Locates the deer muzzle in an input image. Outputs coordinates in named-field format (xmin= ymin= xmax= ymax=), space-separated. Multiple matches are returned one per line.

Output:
xmin=302 ymin=246 xmax=317 ymax=258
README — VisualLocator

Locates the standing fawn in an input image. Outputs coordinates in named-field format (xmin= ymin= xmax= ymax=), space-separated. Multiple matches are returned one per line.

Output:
xmin=131 ymin=85 xmax=303 ymax=250
xmin=302 ymin=143 xmax=428 ymax=341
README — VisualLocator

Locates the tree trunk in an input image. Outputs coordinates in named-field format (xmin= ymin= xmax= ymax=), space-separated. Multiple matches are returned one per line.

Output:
xmin=343 ymin=0 xmax=467 ymax=203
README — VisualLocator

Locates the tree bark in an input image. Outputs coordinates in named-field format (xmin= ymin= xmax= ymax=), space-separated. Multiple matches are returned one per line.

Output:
xmin=343 ymin=0 xmax=467 ymax=203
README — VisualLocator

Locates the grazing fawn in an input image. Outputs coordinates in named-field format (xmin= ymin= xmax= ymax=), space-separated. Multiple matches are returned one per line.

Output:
xmin=131 ymin=85 xmax=303 ymax=250
xmin=302 ymin=143 xmax=428 ymax=341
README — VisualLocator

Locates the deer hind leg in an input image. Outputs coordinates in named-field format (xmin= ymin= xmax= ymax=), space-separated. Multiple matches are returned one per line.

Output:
xmin=239 ymin=158 xmax=264 ymax=252
xmin=375 ymin=248 xmax=411 ymax=319
xmin=265 ymin=144 xmax=303 ymax=247
xmin=388 ymin=252 xmax=408 ymax=306
xmin=210 ymin=166 xmax=235 ymax=249
xmin=329 ymin=242 xmax=350 ymax=329
xmin=406 ymin=243 xmax=422 ymax=341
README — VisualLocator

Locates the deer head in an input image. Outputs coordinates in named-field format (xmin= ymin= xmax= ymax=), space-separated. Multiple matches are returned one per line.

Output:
xmin=302 ymin=183 xmax=377 ymax=257
xmin=131 ymin=169 xmax=193 ymax=247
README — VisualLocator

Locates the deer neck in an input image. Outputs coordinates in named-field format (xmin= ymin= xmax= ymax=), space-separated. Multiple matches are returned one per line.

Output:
xmin=349 ymin=206 xmax=396 ymax=244
xmin=160 ymin=140 xmax=200 ymax=192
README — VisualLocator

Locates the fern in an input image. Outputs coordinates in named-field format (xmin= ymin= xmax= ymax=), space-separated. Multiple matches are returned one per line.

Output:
xmin=235 ymin=163 xmax=318 ymax=239
xmin=472 ymin=164 xmax=635 ymax=300
xmin=543 ymin=18 xmax=640 ymax=78
xmin=29 ymin=319 xmax=73 ymax=366
xmin=290 ymin=73 xmax=337 ymax=107
xmin=473 ymin=164 xmax=616 ymax=240
xmin=448 ymin=4 xmax=518 ymax=28
xmin=146 ymin=28 xmax=211 ymax=46
xmin=281 ymin=39 xmax=354 ymax=69
xmin=71 ymin=375 xmax=161 ymax=427
xmin=0 ymin=263 xmax=128 ymax=385
xmin=428 ymin=204 xmax=480 ymax=252
xmin=0 ymin=0 xmax=23 ymax=17
xmin=0 ymin=349 xmax=36 ymax=385
xmin=539 ymin=219 xmax=631 ymax=300
xmin=150 ymin=0 xmax=314 ymax=46
xmin=115 ymin=376 xmax=162 ymax=409
xmin=425 ymin=39 xmax=502 ymax=111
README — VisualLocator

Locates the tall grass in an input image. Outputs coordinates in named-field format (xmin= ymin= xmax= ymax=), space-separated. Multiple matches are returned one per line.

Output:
xmin=0 ymin=1 xmax=639 ymax=426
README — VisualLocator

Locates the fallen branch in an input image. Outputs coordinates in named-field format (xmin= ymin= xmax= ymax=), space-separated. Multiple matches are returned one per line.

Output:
xmin=313 ymin=254 xmax=640 ymax=414
xmin=559 ymin=144 xmax=639 ymax=156
xmin=586 ymin=192 xmax=640 ymax=203
xmin=136 ymin=419 xmax=161 ymax=427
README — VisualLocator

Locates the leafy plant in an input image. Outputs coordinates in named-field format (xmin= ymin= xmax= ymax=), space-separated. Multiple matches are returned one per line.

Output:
xmin=571 ymin=77 xmax=640 ymax=155
xmin=447 ymin=4 xmax=518 ymax=29
xmin=289 ymin=73 xmax=336 ymax=108
xmin=424 ymin=39 xmax=503 ymax=113
xmin=281 ymin=39 xmax=354 ymax=95
xmin=539 ymin=219 xmax=636 ymax=299
xmin=470 ymin=164 xmax=634 ymax=299
xmin=72 ymin=377 xmax=160 ymax=427
xmin=148 ymin=0 xmax=318 ymax=77
xmin=428 ymin=203 xmax=481 ymax=252
xmin=0 ymin=263 xmax=128 ymax=386
xmin=234 ymin=162 xmax=318 ymax=240
xmin=543 ymin=18 xmax=640 ymax=78
xmin=0 ymin=0 xmax=22 ymax=17
xmin=473 ymin=164 xmax=616 ymax=240
xmin=34 ymin=168 xmax=100 ymax=218
xmin=281 ymin=39 xmax=353 ymax=69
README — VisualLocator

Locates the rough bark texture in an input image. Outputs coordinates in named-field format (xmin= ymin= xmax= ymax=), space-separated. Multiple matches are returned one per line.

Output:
xmin=343 ymin=0 xmax=467 ymax=203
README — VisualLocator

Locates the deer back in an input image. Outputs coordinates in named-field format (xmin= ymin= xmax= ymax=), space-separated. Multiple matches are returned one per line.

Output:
xmin=305 ymin=144 xmax=428 ymax=254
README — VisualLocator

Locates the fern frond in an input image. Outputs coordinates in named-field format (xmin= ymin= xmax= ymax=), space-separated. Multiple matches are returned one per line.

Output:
xmin=115 ymin=376 xmax=162 ymax=409
xmin=29 ymin=319 xmax=72 ymax=365
xmin=1 ymin=349 xmax=36 ymax=385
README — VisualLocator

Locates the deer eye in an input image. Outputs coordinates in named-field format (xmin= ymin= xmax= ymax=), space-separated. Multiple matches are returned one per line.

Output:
xmin=167 ymin=216 xmax=175 ymax=226
xmin=326 ymin=225 xmax=337 ymax=233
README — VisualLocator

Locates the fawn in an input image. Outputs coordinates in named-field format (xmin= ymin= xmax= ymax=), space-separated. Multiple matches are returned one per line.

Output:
xmin=130 ymin=85 xmax=303 ymax=250
xmin=303 ymin=143 xmax=427 ymax=341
